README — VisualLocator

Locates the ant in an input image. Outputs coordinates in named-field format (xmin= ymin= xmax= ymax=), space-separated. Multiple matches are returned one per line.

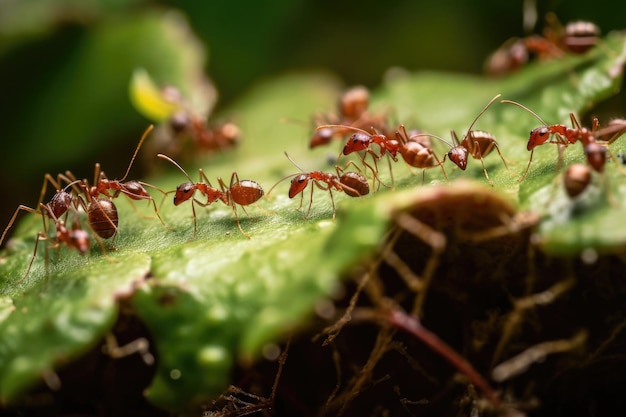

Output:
xmin=486 ymin=13 xmax=600 ymax=76
xmin=157 ymin=154 xmax=264 ymax=239
xmin=131 ymin=69 xmax=240 ymax=159
xmin=65 ymin=125 xmax=169 ymax=240
xmin=267 ymin=152 xmax=370 ymax=219
xmin=169 ymin=108 xmax=241 ymax=153
xmin=502 ymin=100 xmax=626 ymax=180
xmin=395 ymin=124 xmax=449 ymax=183
xmin=308 ymin=85 xmax=391 ymax=149
xmin=315 ymin=122 xmax=401 ymax=191
xmin=8 ymin=200 xmax=91 ymax=283
xmin=1 ymin=173 xmax=117 ymax=282
xmin=1 ymin=174 xmax=80 ymax=250
xmin=406 ymin=94 xmax=508 ymax=185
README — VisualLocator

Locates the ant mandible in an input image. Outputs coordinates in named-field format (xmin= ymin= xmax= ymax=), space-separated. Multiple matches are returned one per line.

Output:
xmin=267 ymin=152 xmax=369 ymax=219
xmin=157 ymin=154 xmax=264 ymax=239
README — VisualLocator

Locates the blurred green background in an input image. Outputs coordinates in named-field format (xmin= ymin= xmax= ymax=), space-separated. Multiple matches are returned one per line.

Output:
xmin=1 ymin=0 xmax=625 ymax=236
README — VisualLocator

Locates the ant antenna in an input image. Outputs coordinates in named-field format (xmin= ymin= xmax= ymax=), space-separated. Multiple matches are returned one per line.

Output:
xmin=465 ymin=94 xmax=502 ymax=134
xmin=157 ymin=153 xmax=194 ymax=183
xmin=501 ymin=99 xmax=549 ymax=126
xmin=266 ymin=152 xmax=306 ymax=196
xmin=315 ymin=124 xmax=371 ymax=136
xmin=120 ymin=124 xmax=154 ymax=182
xmin=283 ymin=151 xmax=307 ymax=172
xmin=408 ymin=132 xmax=455 ymax=149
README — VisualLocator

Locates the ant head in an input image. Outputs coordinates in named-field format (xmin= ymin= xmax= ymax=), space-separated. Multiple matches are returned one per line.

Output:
xmin=48 ymin=190 xmax=73 ymax=219
xmin=310 ymin=127 xmax=334 ymax=149
xmin=528 ymin=127 xmax=551 ymax=150
xmin=174 ymin=183 xmax=196 ymax=205
xmin=289 ymin=174 xmax=310 ymax=198
xmin=71 ymin=228 xmax=91 ymax=254
xmin=447 ymin=146 xmax=468 ymax=170
xmin=343 ymin=132 xmax=370 ymax=155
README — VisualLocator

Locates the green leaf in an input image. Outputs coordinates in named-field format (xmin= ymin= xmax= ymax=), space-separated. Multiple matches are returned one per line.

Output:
xmin=0 ymin=252 xmax=151 ymax=401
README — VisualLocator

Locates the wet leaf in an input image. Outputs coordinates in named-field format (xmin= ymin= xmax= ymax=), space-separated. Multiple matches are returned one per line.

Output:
xmin=0 ymin=252 xmax=150 ymax=401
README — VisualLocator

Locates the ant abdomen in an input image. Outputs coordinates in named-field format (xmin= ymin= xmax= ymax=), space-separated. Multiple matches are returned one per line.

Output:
xmin=229 ymin=180 xmax=264 ymax=206
xmin=339 ymin=172 xmax=370 ymax=197
xmin=563 ymin=21 xmax=600 ymax=54
xmin=564 ymin=163 xmax=592 ymax=198
xmin=88 ymin=199 xmax=119 ymax=239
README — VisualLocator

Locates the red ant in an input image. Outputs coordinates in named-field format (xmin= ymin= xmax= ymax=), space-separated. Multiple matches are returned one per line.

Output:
xmin=1 ymin=174 xmax=79 ymax=249
xmin=267 ymin=152 xmax=370 ymax=219
xmin=65 ymin=125 xmax=169 ymax=240
xmin=308 ymin=86 xmax=391 ymax=149
xmin=502 ymin=100 xmax=626 ymax=180
xmin=169 ymin=109 xmax=241 ymax=153
xmin=315 ymin=122 xmax=401 ymax=191
xmin=157 ymin=154 xmax=265 ymax=239
xmin=486 ymin=13 xmax=600 ymax=76
xmin=1 ymin=173 xmax=118 ymax=281
xmin=4 ymin=198 xmax=91 ymax=283
xmin=405 ymin=94 xmax=508 ymax=185
xmin=20 ymin=203 xmax=91 ymax=282
xmin=133 ymin=72 xmax=240 ymax=159
xmin=395 ymin=124 xmax=449 ymax=183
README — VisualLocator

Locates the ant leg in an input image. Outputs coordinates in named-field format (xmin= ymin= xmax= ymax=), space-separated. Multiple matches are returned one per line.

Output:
xmin=190 ymin=198 xmax=199 ymax=239
xmin=365 ymin=151 xmax=393 ymax=191
xmin=487 ymin=140 xmax=513 ymax=171
xmin=386 ymin=155 xmax=395 ymax=190
xmin=472 ymin=142 xmax=493 ymax=186
xmin=1 ymin=205 xmax=40 ymax=248
xmin=555 ymin=144 xmax=566 ymax=173
xmin=304 ymin=183 xmax=315 ymax=219
xmin=17 ymin=230 xmax=49 ymax=284
xmin=230 ymin=205 xmax=251 ymax=239
xmin=518 ymin=149 xmax=535 ymax=182
xmin=137 ymin=181 xmax=172 ymax=230
xmin=431 ymin=152 xmax=449 ymax=181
